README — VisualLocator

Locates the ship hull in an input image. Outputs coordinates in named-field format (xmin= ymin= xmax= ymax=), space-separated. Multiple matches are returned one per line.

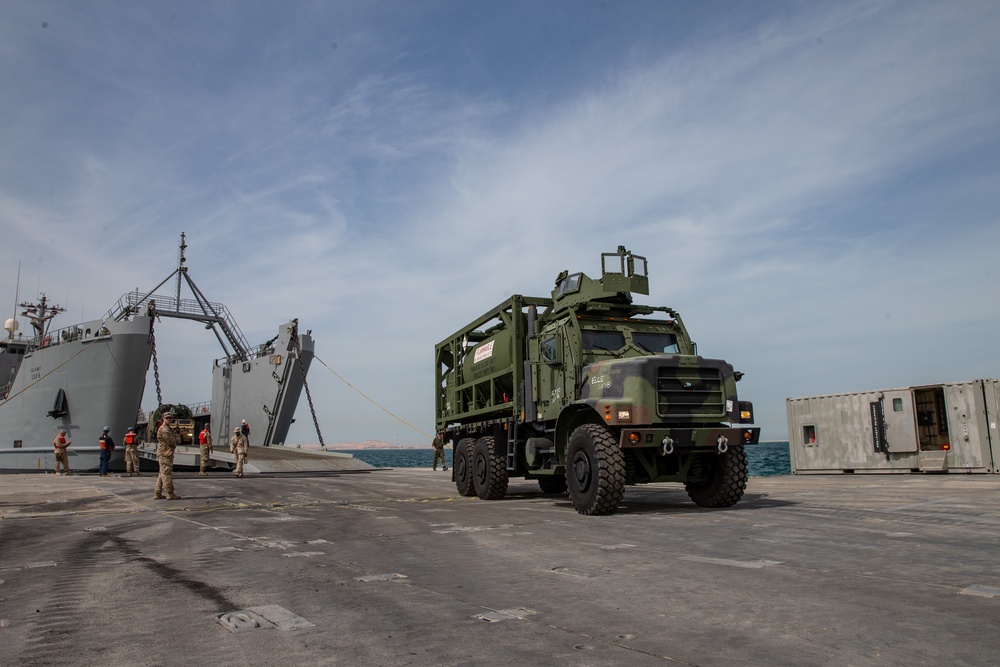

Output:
xmin=0 ymin=316 xmax=152 ymax=472
xmin=210 ymin=321 xmax=314 ymax=448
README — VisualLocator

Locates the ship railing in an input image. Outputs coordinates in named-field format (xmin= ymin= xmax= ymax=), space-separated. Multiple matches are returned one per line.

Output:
xmin=18 ymin=322 xmax=113 ymax=353
xmin=103 ymin=292 xmax=138 ymax=322
xmin=106 ymin=290 xmax=230 ymax=321
xmin=214 ymin=343 xmax=279 ymax=367
xmin=106 ymin=290 xmax=252 ymax=362
xmin=188 ymin=400 xmax=211 ymax=415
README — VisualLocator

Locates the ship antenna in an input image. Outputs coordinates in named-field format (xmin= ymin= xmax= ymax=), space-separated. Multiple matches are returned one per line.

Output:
xmin=7 ymin=262 xmax=20 ymax=341
xmin=175 ymin=232 xmax=187 ymax=307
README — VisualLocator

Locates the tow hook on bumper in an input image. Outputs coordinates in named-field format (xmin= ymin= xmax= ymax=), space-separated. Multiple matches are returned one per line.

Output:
xmin=716 ymin=435 xmax=729 ymax=454
xmin=661 ymin=436 xmax=674 ymax=456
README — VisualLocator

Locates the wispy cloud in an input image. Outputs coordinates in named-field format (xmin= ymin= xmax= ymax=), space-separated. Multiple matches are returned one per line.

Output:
xmin=2 ymin=1 xmax=998 ymax=442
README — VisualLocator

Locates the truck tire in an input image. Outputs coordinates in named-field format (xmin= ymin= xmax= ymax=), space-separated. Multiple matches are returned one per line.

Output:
xmin=537 ymin=476 xmax=568 ymax=495
xmin=454 ymin=437 xmax=477 ymax=497
xmin=684 ymin=445 xmax=748 ymax=508
xmin=565 ymin=424 xmax=625 ymax=515
xmin=473 ymin=436 xmax=508 ymax=500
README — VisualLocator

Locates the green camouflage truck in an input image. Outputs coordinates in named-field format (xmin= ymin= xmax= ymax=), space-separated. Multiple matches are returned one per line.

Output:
xmin=435 ymin=247 xmax=760 ymax=515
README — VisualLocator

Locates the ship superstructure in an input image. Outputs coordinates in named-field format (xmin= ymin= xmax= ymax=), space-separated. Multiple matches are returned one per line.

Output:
xmin=0 ymin=295 xmax=153 ymax=472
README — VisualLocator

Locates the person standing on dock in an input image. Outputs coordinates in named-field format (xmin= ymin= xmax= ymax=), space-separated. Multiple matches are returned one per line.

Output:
xmin=123 ymin=427 xmax=141 ymax=476
xmin=98 ymin=427 xmax=115 ymax=477
xmin=230 ymin=426 xmax=248 ymax=477
xmin=241 ymin=419 xmax=252 ymax=446
xmin=154 ymin=413 xmax=182 ymax=500
xmin=53 ymin=429 xmax=71 ymax=475
xmin=432 ymin=432 xmax=448 ymax=471
xmin=198 ymin=425 xmax=213 ymax=476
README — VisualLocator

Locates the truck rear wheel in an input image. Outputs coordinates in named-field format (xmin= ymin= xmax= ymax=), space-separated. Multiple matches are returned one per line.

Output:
xmin=454 ymin=437 xmax=477 ymax=497
xmin=566 ymin=424 xmax=625 ymax=515
xmin=473 ymin=436 xmax=508 ymax=500
xmin=537 ymin=476 xmax=567 ymax=495
xmin=684 ymin=445 xmax=748 ymax=508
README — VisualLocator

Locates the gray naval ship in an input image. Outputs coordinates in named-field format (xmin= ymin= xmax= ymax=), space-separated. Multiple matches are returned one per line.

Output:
xmin=0 ymin=234 xmax=316 ymax=472
xmin=0 ymin=295 xmax=153 ymax=472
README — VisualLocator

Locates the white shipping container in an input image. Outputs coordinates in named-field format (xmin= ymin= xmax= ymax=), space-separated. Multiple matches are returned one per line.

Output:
xmin=786 ymin=380 xmax=1000 ymax=474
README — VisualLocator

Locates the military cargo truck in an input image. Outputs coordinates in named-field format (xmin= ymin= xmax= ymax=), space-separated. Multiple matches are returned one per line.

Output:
xmin=146 ymin=403 xmax=196 ymax=444
xmin=435 ymin=247 xmax=760 ymax=515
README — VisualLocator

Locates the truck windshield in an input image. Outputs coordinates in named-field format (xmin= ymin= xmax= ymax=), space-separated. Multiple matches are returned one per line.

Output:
xmin=581 ymin=329 xmax=625 ymax=352
xmin=632 ymin=331 xmax=679 ymax=354
xmin=556 ymin=273 xmax=582 ymax=298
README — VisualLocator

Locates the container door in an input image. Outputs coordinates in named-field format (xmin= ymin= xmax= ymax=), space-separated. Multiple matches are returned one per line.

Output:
xmin=983 ymin=380 xmax=1000 ymax=473
xmin=941 ymin=381 xmax=991 ymax=471
xmin=882 ymin=390 xmax=918 ymax=453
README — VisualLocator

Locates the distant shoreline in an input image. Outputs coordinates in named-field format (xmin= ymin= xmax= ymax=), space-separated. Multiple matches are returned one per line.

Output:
xmin=287 ymin=441 xmax=791 ymax=451
xmin=330 ymin=446 xmax=433 ymax=451
xmin=280 ymin=444 xmax=434 ymax=451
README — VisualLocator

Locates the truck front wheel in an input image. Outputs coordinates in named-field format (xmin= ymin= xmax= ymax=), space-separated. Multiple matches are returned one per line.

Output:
xmin=473 ymin=436 xmax=508 ymax=500
xmin=684 ymin=445 xmax=748 ymax=508
xmin=454 ymin=437 xmax=477 ymax=497
xmin=565 ymin=424 xmax=625 ymax=515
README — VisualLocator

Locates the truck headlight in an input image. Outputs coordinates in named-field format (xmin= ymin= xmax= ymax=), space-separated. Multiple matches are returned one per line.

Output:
xmin=617 ymin=409 xmax=631 ymax=422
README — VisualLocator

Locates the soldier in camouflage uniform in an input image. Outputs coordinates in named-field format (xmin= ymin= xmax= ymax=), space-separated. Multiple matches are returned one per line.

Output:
xmin=431 ymin=433 xmax=447 ymax=471
xmin=53 ymin=429 xmax=71 ymax=475
xmin=198 ymin=425 xmax=213 ymax=476
xmin=123 ymin=427 xmax=141 ymax=476
xmin=230 ymin=426 xmax=248 ymax=478
xmin=154 ymin=413 xmax=182 ymax=500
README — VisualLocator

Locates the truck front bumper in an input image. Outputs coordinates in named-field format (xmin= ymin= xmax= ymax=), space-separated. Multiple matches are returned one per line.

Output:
xmin=616 ymin=426 xmax=760 ymax=452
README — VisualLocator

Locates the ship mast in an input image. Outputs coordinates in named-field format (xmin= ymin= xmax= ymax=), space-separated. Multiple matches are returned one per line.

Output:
xmin=105 ymin=233 xmax=251 ymax=362
xmin=19 ymin=294 xmax=65 ymax=340
xmin=5 ymin=262 xmax=20 ymax=342
xmin=176 ymin=231 xmax=187 ymax=307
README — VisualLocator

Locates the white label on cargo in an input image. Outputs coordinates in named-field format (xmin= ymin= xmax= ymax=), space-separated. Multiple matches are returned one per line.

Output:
xmin=474 ymin=340 xmax=495 ymax=363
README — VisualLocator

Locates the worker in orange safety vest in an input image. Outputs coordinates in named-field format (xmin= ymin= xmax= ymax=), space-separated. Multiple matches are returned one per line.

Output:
xmin=123 ymin=427 xmax=141 ymax=477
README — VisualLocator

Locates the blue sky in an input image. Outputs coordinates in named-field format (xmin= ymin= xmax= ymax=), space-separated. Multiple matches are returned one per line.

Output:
xmin=2 ymin=1 xmax=998 ymax=445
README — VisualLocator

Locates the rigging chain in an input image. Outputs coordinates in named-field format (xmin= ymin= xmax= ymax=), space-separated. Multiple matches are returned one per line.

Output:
xmin=149 ymin=311 xmax=162 ymax=410
xmin=293 ymin=334 xmax=326 ymax=450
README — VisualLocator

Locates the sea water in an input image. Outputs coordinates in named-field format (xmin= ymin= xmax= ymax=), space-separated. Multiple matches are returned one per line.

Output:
xmin=334 ymin=441 xmax=791 ymax=477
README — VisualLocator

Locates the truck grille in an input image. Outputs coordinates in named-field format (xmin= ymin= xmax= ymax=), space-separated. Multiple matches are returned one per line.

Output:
xmin=657 ymin=367 xmax=725 ymax=418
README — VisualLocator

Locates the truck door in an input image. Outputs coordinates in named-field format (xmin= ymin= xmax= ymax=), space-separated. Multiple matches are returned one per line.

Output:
xmin=882 ymin=390 xmax=918 ymax=453
xmin=534 ymin=331 xmax=565 ymax=421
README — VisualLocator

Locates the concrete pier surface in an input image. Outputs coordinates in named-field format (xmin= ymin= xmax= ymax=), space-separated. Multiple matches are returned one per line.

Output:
xmin=1 ymin=469 xmax=998 ymax=666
